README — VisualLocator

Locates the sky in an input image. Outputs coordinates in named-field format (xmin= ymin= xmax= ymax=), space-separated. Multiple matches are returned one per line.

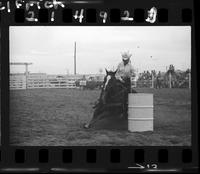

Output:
xmin=9 ymin=26 xmax=191 ymax=75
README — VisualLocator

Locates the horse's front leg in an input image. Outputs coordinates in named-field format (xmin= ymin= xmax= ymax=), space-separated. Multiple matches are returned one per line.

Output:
xmin=84 ymin=104 xmax=105 ymax=129
xmin=85 ymin=109 xmax=110 ymax=128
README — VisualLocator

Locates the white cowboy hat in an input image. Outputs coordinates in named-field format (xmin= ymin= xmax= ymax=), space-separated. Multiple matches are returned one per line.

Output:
xmin=121 ymin=51 xmax=132 ymax=60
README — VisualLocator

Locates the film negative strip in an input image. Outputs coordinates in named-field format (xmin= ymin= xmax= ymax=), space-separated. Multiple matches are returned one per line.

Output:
xmin=0 ymin=0 xmax=199 ymax=173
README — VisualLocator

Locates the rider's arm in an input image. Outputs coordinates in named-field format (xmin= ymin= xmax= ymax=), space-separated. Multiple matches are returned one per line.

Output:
xmin=115 ymin=63 xmax=125 ymax=82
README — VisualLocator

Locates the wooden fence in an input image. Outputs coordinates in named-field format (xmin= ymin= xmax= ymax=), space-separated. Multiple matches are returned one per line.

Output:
xmin=10 ymin=73 xmax=190 ymax=90
xmin=10 ymin=74 xmax=26 ymax=90
xmin=10 ymin=74 xmax=79 ymax=90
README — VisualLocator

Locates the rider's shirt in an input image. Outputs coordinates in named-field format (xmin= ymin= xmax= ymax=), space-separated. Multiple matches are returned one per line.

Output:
xmin=116 ymin=61 xmax=135 ymax=80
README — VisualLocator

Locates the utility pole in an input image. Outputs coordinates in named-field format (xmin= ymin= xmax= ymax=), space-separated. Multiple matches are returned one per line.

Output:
xmin=74 ymin=42 xmax=76 ymax=75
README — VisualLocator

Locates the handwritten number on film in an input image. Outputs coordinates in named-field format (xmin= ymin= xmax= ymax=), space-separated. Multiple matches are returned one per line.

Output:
xmin=99 ymin=11 xmax=108 ymax=23
xmin=146 ymin=7 xmax=157 ymax=23
xmin=147 ymin=164 xmax=158 ymax=169
xmin=121 ymin=10 xmax=134 ymax=21
xmin=26 ymin=11 xmax=38 ymax=22
xmin=74 ymin=9 xmax=84 ymax=23
xmin=0 ymin=1 xmax=157 ymax=23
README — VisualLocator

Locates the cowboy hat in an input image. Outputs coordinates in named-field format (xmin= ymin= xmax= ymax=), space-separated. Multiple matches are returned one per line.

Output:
xmin=121 ymin=51 xmax=132 ymax=60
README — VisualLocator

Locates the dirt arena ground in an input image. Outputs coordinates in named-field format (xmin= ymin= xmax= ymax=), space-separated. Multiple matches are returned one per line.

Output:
xmin=10 ymin=88 xmax=191 ymax=146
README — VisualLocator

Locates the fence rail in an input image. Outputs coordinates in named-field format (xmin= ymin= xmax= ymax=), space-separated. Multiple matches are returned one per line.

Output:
xmin=10 ymin=74 xmax=77 ymax=90
xmin=10 ymin=73 xmax=191 ymax=90
xmin=10 ymin=75 xmax=26 ymax=89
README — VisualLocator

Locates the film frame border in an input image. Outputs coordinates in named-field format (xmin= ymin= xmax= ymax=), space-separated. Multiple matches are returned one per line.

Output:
xmin=0 ymin=0 xmax=198 ymax=173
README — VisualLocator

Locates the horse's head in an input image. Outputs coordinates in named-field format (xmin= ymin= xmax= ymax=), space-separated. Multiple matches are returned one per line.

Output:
xmin=103 ymin=69 xmax=117 ymax=91
xmin=99 ymin=69 xmax=118 ymax=104
xmin=100 ymin=68 xmax=127 ymax=105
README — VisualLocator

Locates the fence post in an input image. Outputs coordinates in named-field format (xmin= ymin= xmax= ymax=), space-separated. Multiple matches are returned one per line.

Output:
xmin=169 ymin=73 xmax=172 ymax=88
xmin=151 ymin=73 xmax=154 ymax=88
xmin=25 ymin=64 xmax=28 ymax=89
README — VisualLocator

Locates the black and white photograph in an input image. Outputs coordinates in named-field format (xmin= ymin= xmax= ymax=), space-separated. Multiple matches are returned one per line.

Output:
xmin=9 ymin=26 xmax=191 ymax=146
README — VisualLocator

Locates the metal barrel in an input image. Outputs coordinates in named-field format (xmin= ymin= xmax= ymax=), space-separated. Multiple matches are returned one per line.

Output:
xmin=128 ymin=93 xmax=154 ymax=132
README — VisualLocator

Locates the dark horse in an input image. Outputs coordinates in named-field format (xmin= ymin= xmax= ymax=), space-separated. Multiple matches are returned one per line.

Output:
xmin=84 ymin=69 xmax=136 ymax=129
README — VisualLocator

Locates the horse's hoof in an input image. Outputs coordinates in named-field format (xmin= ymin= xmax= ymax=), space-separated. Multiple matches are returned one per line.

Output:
xmin=83 ymin=123 xmax=90 ymax=129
